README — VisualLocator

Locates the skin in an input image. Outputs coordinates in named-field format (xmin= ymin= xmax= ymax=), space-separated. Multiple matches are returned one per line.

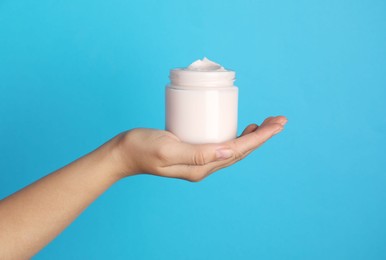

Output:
xmin=0 ymin=115 xmax=287 ymax=259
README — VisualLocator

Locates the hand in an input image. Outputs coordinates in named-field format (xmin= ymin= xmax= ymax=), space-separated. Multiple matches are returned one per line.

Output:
xmin=114 ymin=116 xmax=287 ymax=182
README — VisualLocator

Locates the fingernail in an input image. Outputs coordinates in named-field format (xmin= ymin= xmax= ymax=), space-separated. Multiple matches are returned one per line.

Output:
xmin=280 ymin=118 xmax=288 ymax=126
xmin=216 ymin=148 xmax=234 ymax=160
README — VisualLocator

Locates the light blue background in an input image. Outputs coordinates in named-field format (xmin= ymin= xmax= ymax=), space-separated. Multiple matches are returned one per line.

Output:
xmin=1 ymin=0 xmax=385 ymax=259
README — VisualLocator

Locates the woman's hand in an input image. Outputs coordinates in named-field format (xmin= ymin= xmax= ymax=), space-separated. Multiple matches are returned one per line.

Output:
xmin=0 ymin=115 xmax=286 ymax=259
xmin=114 ymin=116 xmax=287 ymax=181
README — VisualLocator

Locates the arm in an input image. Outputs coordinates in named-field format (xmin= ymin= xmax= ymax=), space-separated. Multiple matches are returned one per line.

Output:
xmin=0 ymin=116 xmax=287 ymax=259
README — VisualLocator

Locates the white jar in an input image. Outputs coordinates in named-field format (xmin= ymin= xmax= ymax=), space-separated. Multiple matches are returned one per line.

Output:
xmin=166 ymin=58 xmax=238 ymax=144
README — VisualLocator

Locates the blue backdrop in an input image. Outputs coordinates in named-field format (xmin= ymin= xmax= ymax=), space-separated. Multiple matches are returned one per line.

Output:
xmin=1 ymin=0 xmax=385 ymax=259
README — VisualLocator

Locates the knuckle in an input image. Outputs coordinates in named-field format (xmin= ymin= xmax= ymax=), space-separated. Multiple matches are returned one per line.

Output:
xmin=223 ymin=142 xmax=243 ymax=161
xmin=192 ymin=151 xmax=206 ymax=166
xmin=233 ymin=150 xmax=245 ymax=162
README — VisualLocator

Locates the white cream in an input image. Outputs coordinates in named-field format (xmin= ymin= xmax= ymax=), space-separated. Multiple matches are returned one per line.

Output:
xmin=186 ymin=57 xmax=227 ymax=72
xmin=166 ymin=58 xmax=239 ymax=144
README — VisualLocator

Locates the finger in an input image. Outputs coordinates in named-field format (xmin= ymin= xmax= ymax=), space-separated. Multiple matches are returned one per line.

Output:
xmin=164 ymin=116 xmax=286 ymax=167
xmin=240 ymin=123 xmax=258 ymax=136
xmin=201 ymin=116 xmax=288 ymax=168
xmin=240 ymin=116 xmax=287 ymax=137
xmin=237 ymin=116 xmax=288 ymax=158
xmin=230 ymin=120 xmax=285 ymax=154
xmin=181 ymin=120 xmax=272 ymax=165
xmin=161 ymin=142 xmax=234 ymax=166
xmin=162 ymin=123 xmax=260 ymax=166
xmin=261 ymin=115 xmax=287 ymax=127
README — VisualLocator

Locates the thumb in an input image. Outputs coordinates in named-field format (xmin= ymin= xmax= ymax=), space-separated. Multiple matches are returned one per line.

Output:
xmin=172 ymin=143 xmax=234 ymax=166
xmin=169 ymin=122 xmax=263 ymax=165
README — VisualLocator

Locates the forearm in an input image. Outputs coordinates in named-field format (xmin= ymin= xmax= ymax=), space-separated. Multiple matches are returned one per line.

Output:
xmin=0 ymin=136 xmax=123 ymax=259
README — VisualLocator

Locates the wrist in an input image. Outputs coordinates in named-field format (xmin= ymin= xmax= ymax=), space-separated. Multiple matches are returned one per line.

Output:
xmin=87 ymin=133 xmax=131 ymax=182
xmin=107 ymin=132 xmax=138 ymax=179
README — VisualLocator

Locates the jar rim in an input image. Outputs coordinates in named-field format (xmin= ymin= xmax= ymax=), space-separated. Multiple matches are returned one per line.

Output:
xmin=169 ymin=68 xmax=236 ymax=88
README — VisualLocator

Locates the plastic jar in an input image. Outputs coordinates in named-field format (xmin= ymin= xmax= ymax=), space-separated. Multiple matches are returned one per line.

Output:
xmin=165 ymin=58 xmax=238 ymax=144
